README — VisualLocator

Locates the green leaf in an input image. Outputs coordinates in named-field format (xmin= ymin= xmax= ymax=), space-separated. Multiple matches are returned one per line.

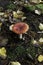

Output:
xmin=25 ymin=5 xmax=36 ymax=11
xmin=36 ymin=4 xmax=43 ymax=10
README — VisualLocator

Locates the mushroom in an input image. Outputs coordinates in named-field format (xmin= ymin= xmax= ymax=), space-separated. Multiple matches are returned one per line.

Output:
xmin=9 ymin=22 xmax=29 ymax=39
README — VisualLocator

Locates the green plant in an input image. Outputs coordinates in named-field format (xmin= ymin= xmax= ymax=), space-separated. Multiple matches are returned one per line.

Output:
xmin=36 ymin=4 xmax=43 ymax=10
xmin=7 ymin=1 xmax=16 ymax=10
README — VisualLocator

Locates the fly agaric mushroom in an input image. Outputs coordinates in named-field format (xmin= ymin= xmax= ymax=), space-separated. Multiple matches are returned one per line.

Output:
xmin=9 ymin=22 xmax=29 ymax=39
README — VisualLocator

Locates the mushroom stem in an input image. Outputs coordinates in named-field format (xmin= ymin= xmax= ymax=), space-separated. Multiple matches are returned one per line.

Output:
xmin=20 ymin=34 xmax=22 ymax=39
xmin=9 ymin=24 xmax=14 ymax=31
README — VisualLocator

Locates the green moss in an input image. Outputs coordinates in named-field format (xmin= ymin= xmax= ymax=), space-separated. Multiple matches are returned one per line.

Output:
xmin=25 ymin=5 xmax=36 ymax=11
xmin=15 ymin=45 xmax=25 ymax=56
xmin=6 ymin=1 xmax=16 ymax=10
xmin=36 ymin=4 xmax=43 ymax=10
xmin=26 ymin=44 xmax=38 ymax=58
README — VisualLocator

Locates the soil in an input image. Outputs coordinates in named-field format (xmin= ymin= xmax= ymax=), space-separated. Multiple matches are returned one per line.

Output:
xmin=0 ymin=2 xmax=43 ymax=65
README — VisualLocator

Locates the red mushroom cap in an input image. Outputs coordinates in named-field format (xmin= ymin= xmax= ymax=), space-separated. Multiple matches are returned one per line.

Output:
xmin=12 ymin=22 xmax=29 ymax=34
